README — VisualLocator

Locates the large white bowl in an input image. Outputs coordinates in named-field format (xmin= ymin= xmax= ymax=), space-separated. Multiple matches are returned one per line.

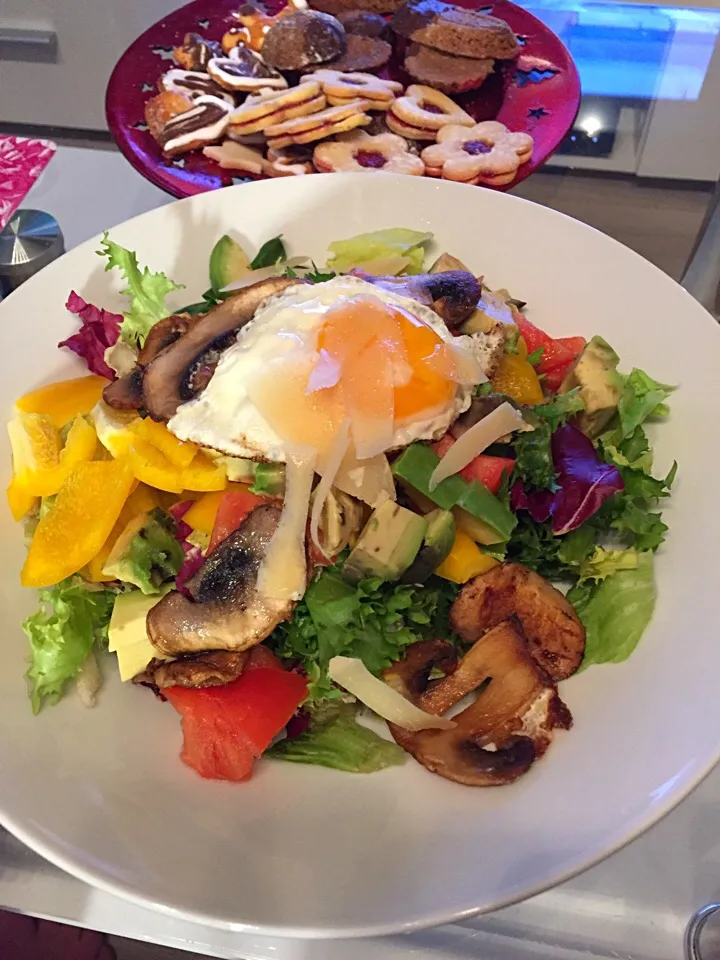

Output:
xmin=0 ymin=174 xmax=718 ymax=939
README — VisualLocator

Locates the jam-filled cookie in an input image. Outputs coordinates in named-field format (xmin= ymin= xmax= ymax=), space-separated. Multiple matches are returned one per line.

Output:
xmin=228 ymin=81 xmax=327 ymax=136
xmin=265 ymin=100 xmax=371 ymax=148
xmin=386 ymin=84 xmax=474 ymax=140
xmin=421 ymin=120 xmax=533 ymax=185
xmin=314 ymin=129 xmax=424 ymax=174
xmin=303 ymin=69 xmax=402 ymax=110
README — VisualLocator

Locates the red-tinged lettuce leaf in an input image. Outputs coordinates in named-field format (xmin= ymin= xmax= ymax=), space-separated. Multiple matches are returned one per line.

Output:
xmin=59 ymin=291 xmax=121 ymax=379
xmin=169 ymin=500 xmax=205 ymax=595
xmin=512 ymin=423 xmax=623 ymax=535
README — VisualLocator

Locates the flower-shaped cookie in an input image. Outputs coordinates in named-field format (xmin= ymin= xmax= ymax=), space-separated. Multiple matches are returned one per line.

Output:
xmin=304 ymin=70 xmax=403 ymax=110
xmin=313 ymin=130 xmax=424 ymax=175
xmin=421 ymin=121 xmax=533 ymax=186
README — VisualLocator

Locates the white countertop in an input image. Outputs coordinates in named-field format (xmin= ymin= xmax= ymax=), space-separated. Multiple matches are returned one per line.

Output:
xmin=5 ymin=142 xmax=719 ymax=960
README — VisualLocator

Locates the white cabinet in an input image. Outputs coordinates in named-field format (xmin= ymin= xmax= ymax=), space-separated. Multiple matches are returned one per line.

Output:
xmin=0 ymin=0 xmax=183 ymax=129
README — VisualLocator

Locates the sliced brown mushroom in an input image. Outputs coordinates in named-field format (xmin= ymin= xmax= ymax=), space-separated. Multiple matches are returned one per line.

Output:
xmin=450 ymin=393 xmax=523 ymax=439
xmin=359 ymin=271 xmax=481 ymax=330
xmin=141 ymin=277 xmax=301 ymax=422
xmin=450 ymin=563 xmax=586 ymax=681
xmin=384 ymin=624 xmax=572 ymax=786
xmin=133 ymin=650 xmax=249 ymax=689
xmin=147 ymin=503 xmax=296 ymax=656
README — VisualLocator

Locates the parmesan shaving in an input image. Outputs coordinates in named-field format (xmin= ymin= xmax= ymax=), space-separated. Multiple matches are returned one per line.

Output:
xmin=429 ymin=401 xmax=531 ymax=490
xmin=333 ymin=452 xmax=396 ymax=508
xmin=257 ymin=446 xmax=316 ymax=603
xmin=328 ymin=657 xmax=455 ymax=732
xmin=310 ymin=419 xmax=350 ymax=557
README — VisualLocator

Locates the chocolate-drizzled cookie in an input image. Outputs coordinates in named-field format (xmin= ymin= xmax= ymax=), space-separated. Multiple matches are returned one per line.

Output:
xmin=173 ymin=32 xmax=222 ymax=71
xmin=156 ymin=95 xmax=233 ymax=155
xmin=159 ymin=69 xmax=236 ymax=104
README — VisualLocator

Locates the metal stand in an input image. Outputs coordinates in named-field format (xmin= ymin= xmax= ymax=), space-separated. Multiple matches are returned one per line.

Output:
xmin=681 ymin=179 xmax=720 ymax=317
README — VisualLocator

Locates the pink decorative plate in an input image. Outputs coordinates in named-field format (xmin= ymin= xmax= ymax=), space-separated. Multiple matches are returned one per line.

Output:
xmin=106 ymin=0 xmax=580 ymax=198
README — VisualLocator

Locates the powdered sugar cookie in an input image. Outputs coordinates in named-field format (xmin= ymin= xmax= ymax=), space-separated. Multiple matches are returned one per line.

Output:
xmin=153 ymin=95 xmax=233 ymax=156
xmin=421 ymin=121 xmax=533 ymax=185
xmin=303 ymin=69 xmax=402 ymax=110
xmin=202 ymin=140 xmax=267 ymax=175
xmin=158 ymin=69 xmax=236 ymax=105
xmin=229 ymin=81 xmax=326 ymax=136
xmin=207 ymin=51 xmax=287 ymax=92
xmin=314 ymin=129 xmax=424 ymax=174
xmin=266 ymin=100 xmax=371 ymax=148
xmin=387 ymin=84 xmax=474 ymax=140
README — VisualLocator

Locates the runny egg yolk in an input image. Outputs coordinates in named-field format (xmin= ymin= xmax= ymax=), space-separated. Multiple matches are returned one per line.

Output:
xmin=245 ymin=296 xmax=458 ymax=458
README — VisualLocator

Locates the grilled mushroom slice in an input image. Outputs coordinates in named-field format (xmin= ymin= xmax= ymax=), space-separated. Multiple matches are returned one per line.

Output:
xmin=134 ymin=650 xmax=250 ymax=689
xmin=147 ymin=503 xmax=296 ymax=656
xmin=141 ymin=277 xmax=301 ymax=422
xmin=384 ymin=625 xmax=572 ymax=786
xmin=360 ymin=270 xmax=481 ymax=329
xmin=450 ymin=563 xmax=586 ymax=681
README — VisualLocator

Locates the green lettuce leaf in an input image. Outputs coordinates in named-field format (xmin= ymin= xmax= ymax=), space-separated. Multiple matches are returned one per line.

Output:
xmin=269 ymin=564 xmax=459 ymax=702
xmin=270 ymin=703 xmax=405 ymax=772
xmin=617 ymin=368 xmax=675 ymax=438
xmin=578 ymin=546 xmax=637 ymax=583
xmin=511 ymin=418 xmax=557 ymax=491
xmin=250 ymin=235 xmax=287 ymax=270
xmin=98 ymin=234 xmax=183 ymax=347
xmin=568 ymin=551 xmax=656 ymax=667
xmin=23 ymin=579 xmax=117 ymax=713
xmin=534 ymin=389 xmax=585 ymax=432
xmin=326 ymin=228 xmax=433 ymax=275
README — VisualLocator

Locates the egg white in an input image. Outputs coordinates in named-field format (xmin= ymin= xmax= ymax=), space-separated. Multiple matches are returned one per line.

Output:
xmin=168 ymin=275 xmax=479 ymax=463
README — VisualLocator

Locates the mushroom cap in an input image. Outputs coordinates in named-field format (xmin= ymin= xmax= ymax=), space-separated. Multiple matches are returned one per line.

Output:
xmin=358 ymin=270 xmax=481 ymax=330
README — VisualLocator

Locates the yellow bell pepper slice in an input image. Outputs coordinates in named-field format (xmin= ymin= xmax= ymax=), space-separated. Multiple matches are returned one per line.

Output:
xmin=183 ymin=483 xmax=252 ymax=535
xmin=490 ymin=352 xmax=544 ymax=405
xmin=8 ymin=413 xmax=60 ymax=476
xmin=435 ymin=530 xmax=499 ymax=584
xmin=7 ymin=476 xmax=37 ymax=522
xmin=86 ymin=483 xmax=161 ymax=582
xmin=16 ymin=375 xmax=108 ymax=427
xmin=22 ymin=416 xmax=98 ymax=498
xmin=128 ymin=438 xmax=185 ymax=493
xmin=181 ymin=452 xmax=228 ymax=492
xmin=131 ymin=417 xmax=198 ymax=469
xmin=21 ymin=459 xmax=135 ymax=588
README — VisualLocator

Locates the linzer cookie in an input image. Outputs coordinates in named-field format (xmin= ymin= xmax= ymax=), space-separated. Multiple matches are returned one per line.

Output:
xmin=207 ymin=51 xmax=287 ymax=92
xmin=229 ymin=82 xmax=327 ymax=136
xmin=421 ymin=120 xmax=533 ymax=185
xmin=391 ymin=0 xmax=519 ymax=59
xmin=404 ymin=44 xmax=494 ymax=93
xmin=386 ymin=84 xmax=473 ymax=140
xmin=202 ymin=140 xmax=267 ymax=175
xmin=173 ymin=32 xmax=221 ymax=71
xmin=304 ymin=70 xmax=402 ymax=110
xmin=158 ymin=69 xmax=236 ymax=104
xmin=261 ymin=11 xmax=347 ymax=70
xmin=265 ymin=100 xmax=370 ymax=148
xmin=154 ymin=95 xmax=233 ymax=156
xmin=314 ymin=129 xmax=424 ymax=174
xmin=317 ymin=34 xmax=392 ymax=73
xmin=145 ymin=91 xmax=193 ymax=143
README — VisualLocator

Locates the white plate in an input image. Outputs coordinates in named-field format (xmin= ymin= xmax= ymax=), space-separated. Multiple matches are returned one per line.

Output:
xmin=0 ymin=174 xmax=718 ymax=939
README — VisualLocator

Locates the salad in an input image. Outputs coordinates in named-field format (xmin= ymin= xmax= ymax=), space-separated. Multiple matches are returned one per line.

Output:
xmin=7 ymin=227 xmax=676 ymax=785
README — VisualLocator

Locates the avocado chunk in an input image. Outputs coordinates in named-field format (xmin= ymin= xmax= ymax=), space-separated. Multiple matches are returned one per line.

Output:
xmin=102 ymin=508 xmax=184 ymax=595
xmin=343 ymin=500 xmax=427 ymax=583
xmin=250 ymin=462 xmax=285 ymax=496
xmin=391 ymin=443 xmax=515 ymax=544
xmin=400 ymin=509 xmax=455 ymax=584
xmin=208 ymin=235 xmax=251 ymax=291
xmin=560 ymin=336 xmax=621 ymax=438
xmin=108 ymin=589 xmax=170 ymax=682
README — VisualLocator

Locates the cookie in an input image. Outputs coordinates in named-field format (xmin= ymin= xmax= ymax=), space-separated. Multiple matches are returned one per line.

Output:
xmin=421 ymin=120 xmax=533 ymax=185
xmin=303 ymin=69 xmax=402 ymax=109
xmin=208 ymin=51 xmax=287 ymax=91
xmin=154 ymin=95 xmax=233 ymax=156
xmin=158 ymin=69 xmax=236 ymax=104
xmin=173 ymin=32 xmax=222 ymax=71
xmin=265 ymin=100 xmax=370 ymax=147
xmin=145 ymin=91 xmax=193 ymax=143
xmin=392 ymin=0 xmax=519 ymax=59
xmin=335 ymin=10 xmax=390 ymax=40
xmin=262 ymin=11 xmax=347 ymax=70
xmin=317 ymin=34 xmax=392 ymax=73
xmin=404 ymin=44 xmax=494 ymax=94
xmin=221 ymin=27 xmax=250 ymax=55
xmin=266 ymin=146 xmax=314 ymax=176
xmin=386 ymin=84 xmax=473 ymax=140
xmin=202 ymin=140 xmax=267 ymax=175
xmin=312 ymin=0 xmax=406 ymax=16
xmin=229 ymin=81 xmax=327 ymax=135
xmin=314 ymin=129 xmax=424 ymax=174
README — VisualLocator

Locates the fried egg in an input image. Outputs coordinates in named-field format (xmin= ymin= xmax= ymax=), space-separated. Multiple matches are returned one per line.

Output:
xmin=168 ymin=275 xmax=486 ymax=463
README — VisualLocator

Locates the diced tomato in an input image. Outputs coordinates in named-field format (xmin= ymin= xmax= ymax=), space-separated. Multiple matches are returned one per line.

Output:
xmin=432 ymin=435 xmax=514 ymax=495
xmin=208 ymin=489 xmax=266 ymax=552
xmin=515 ymin=315 xmax=574 ymax=371
xmin=165 ymin=657 xmax=308 ymax=782
xmin=554 ymin=336 xmax=586 ymax=359
xmin=541 ymin=337 xmax=586 ymax=393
